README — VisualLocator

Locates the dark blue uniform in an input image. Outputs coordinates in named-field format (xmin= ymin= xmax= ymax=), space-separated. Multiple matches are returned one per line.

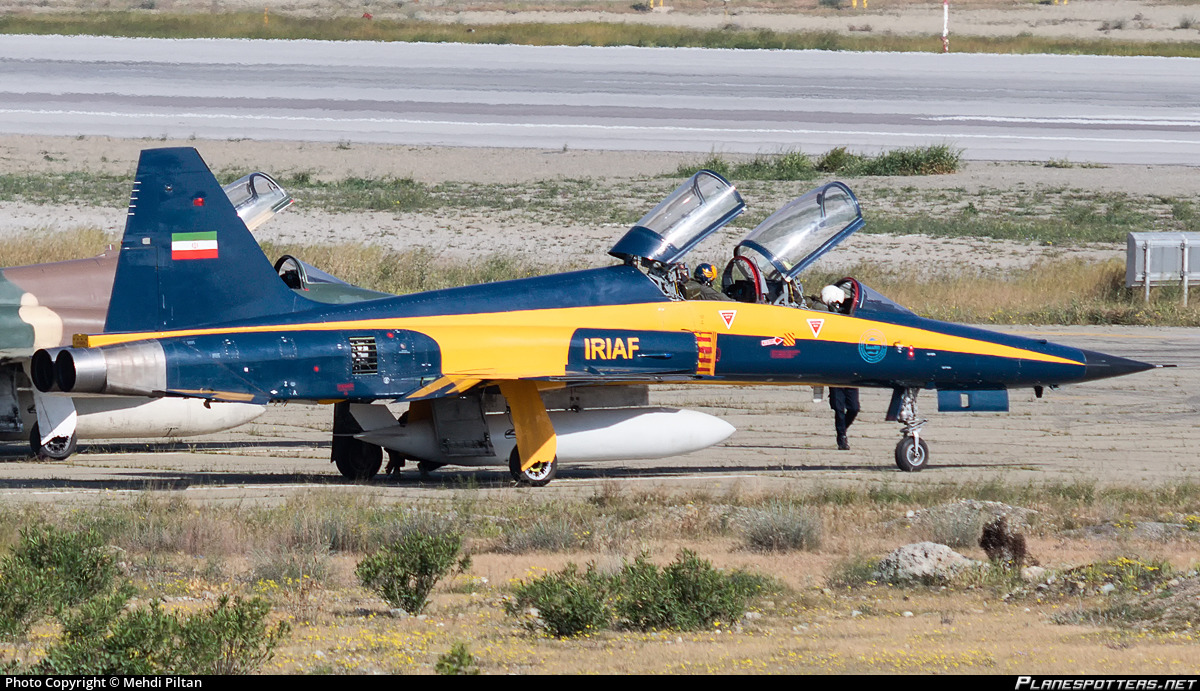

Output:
xmin=829 ymin=387 xmax=860 ymax=450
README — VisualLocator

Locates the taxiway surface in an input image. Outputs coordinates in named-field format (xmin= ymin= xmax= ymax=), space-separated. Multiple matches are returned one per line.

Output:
xmin=0 ymin=326 xmax=1193 ymax=505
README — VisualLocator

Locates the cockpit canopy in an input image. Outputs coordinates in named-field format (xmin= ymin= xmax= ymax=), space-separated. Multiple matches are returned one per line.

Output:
xmin=609 ymin=170 xmax=744 ymax=265
xmin=222 ymin=172 xmax=294 ymax=232
xmin=734 ymin=181 xmax=863 ymax=281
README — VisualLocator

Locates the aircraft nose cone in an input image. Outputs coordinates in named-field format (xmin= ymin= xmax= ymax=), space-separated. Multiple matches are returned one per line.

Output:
xmin=1079 ymin=349 xmax=1155 ymax=381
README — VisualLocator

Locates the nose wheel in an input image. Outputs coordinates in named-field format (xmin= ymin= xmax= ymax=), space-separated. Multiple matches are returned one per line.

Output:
xmin=895 ymin=436 xmax=929 ymax=472
xmin=891 ymin=387 xmax=929 ymax=472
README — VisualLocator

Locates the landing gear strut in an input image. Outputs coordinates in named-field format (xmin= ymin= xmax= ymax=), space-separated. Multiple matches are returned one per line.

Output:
xmin=891 ymin=387 xmax=929 ymax=472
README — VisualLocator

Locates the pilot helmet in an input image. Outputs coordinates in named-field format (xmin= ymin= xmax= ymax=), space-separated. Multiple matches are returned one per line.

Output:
xmin=694 ymin=263 xmax=717 ymax=286
xmin=820 ymin=284 xmax=847 ymax=306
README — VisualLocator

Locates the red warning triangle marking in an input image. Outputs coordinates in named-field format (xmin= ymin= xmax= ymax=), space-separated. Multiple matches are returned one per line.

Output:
xmin=718 ymin=310 xmax=737 ymax=329
xmin=807 ymin=318 xmax=825 ymax=338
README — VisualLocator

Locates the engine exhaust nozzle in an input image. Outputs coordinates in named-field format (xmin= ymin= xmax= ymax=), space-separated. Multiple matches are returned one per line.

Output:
xmin=30 ymin=347 xmax=66 ymax=392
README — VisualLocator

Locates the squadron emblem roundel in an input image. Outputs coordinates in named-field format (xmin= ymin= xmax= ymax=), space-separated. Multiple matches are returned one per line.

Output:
xmin=858 ymin=329 xmax=888 ymax=364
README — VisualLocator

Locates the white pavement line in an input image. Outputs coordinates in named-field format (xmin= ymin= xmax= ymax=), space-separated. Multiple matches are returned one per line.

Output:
xmin=553 ymin=473 xmax=781 ymax=483
xmin=923 ymin=116 xmax=1200 ymax=127
xmin=0 ymin=109 xmax=1197 ymax=146
xmin=13 ymin=482 xmax=338 ymax=496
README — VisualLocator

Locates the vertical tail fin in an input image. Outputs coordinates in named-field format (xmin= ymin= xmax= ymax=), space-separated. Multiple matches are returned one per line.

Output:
xmin=104 ymin=147 xmax=308 ymax=333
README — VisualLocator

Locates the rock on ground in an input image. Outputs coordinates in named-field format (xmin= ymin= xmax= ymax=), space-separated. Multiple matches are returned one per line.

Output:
xmin=874 ymin=542 xmax=980 ymax=584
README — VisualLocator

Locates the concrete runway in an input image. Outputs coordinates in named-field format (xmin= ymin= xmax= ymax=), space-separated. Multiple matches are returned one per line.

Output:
xmin=0 ymin=325 xmax=1193 ymax=505
xmin=1 ymin=36 xmax=1198 ymax=163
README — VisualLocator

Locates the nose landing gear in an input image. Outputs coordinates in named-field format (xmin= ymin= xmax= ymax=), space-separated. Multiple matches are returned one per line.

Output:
xmin=890 ymin=387 xmax=929 ymax=472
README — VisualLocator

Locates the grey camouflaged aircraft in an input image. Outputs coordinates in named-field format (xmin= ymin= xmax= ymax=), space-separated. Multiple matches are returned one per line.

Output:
xmin=32 ymin=148 xmax=1156 ymax=484
xmin=2 ymin=169 xmax=386 ymax=459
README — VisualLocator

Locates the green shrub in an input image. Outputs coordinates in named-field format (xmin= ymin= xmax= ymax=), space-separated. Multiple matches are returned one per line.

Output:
xmin=505 ymin=563 xmax=612 ymax=638
xmin=854 ymin=145 xmax=962 ymax=176
xmin=505 ymin=551 xmax=769 ymax=636
xmin=741 ymin=503 xmax=822 ymax=552
xmin=435 ymin=641 xmax=481 ymax=675
xmin=614 ymin=551 xmax=759 ymax=630
xmin=356 ymin=528 xmax=465 ymax=614
xmin=815 ymin=146 xmax=865 ymax=173
xmin=0 ymin=525 xmax=119 ymax=637
xmin=34 ymin=595 xmax=289 ymax=675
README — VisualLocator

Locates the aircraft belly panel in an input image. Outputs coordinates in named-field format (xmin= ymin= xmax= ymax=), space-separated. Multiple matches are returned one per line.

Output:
xmin=162 ymin=329 xmax=441 ymax=401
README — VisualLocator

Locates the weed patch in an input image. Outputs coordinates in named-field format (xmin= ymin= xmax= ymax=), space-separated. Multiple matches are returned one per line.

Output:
xmin=675 ymin=145 xmax=961 ymax=180
xmin=741 ymin=502 xmax=822 ymax=552
xmin=435 ymin=641 xmax=480 ymax=675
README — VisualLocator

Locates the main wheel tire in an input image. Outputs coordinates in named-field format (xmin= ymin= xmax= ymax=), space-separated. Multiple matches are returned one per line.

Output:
xmin=333 ymin=438 xmax=383 ymax=480
xmin=894 ymin=437 xmax=929 ymax=472
xmin=417 ymin=460 xmax=444 ymax=477
xmin=29 ymin=422 xmax=77 ymax=461
xmin=508 ymin=447 xmax=557 ymax=487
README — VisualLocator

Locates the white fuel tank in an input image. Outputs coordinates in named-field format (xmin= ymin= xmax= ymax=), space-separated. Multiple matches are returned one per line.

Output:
xmin=19 ymin=394 xmax=266 ymax=440
xmin=358 ymin=406 xmax=735 ymax=467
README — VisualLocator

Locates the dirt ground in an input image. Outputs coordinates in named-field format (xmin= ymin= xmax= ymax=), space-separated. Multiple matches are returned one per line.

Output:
xmin=6 ymin=133 xmax=1199 ymax=272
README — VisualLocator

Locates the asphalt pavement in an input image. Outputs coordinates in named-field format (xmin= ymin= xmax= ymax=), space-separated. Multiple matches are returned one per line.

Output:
xmin=1 ymin=36 xmax=1198 ymax=163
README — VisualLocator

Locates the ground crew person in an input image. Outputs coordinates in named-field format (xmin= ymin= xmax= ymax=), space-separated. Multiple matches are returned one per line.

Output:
xmin=821 ymin=283 xmax=860 ymax=450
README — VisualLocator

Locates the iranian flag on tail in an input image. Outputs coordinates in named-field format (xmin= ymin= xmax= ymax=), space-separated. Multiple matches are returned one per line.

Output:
xmin=171 ymin=231 xmax=218 ymax=260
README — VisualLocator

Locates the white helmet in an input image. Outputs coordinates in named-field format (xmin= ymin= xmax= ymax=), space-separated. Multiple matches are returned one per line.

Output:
xmin=820 ymin=285 xmax=846 ymax=306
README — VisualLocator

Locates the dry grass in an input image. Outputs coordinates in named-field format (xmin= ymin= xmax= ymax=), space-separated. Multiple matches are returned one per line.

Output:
xmin=6 ymin=228 xmax=1195 ymax=326
xmin=3 ymin=12 xmax=1200 ymax=57
xmin=811 ymin=258 xmax=1200 ymax=326
xmin=0 ymin=227 xmax=111 ymax=268
xmin=1 ymin=482 xmax=1199 ymax=672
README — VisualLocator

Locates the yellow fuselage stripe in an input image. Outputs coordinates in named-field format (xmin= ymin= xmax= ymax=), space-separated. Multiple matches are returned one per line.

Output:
xmin=80 ymin=301 xmax=1081 ymax=378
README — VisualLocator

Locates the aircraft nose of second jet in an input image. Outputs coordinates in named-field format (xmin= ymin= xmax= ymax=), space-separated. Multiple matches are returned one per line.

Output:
xmin=1078 ymin=348 xmax=1156 ymax=382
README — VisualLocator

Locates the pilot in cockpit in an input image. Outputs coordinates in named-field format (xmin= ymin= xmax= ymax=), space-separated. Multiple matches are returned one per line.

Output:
xmin=820 ymin=284 xmax=846 ymax=312
xmin=683 ymin=263 xmax=731 ymax=301
xmin=820 ymin=280 xmax=855 ymax=315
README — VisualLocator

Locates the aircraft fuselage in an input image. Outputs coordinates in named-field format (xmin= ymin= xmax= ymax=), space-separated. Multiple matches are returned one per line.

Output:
xmin=44 ymin=265 xmax=1148 ymax=403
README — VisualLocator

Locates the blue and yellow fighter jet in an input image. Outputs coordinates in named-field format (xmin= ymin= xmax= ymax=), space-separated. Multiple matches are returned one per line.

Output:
xmin=32 ymin=148 xmax=1155 ymax=485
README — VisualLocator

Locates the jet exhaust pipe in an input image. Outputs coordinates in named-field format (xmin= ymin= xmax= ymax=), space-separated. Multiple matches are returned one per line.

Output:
xmin=359 ymin=406 xmax=735 ymax=467
xmin=56 ymin=348 xmax=105 ymax=393
xmin=30 ymin=347 xmax=66 ymax=392
xmin=38 ymin=343 xmax=168 ymax=396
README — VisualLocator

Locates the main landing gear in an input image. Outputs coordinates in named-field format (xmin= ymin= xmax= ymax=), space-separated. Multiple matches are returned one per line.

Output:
xmin=508 ymin=447 xmax=557 ymax=487
xmin=891 ymin=387 xmax=929 ymax=472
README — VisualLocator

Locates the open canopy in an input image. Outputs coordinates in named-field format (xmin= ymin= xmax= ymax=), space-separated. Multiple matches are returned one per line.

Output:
xmin=609 ymin=170 xmax=744 ymax=265
xmin=734 ymin=181 xmax=863 ymax=281
xmin=222 ymin=172 xmax=294 ymax=232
